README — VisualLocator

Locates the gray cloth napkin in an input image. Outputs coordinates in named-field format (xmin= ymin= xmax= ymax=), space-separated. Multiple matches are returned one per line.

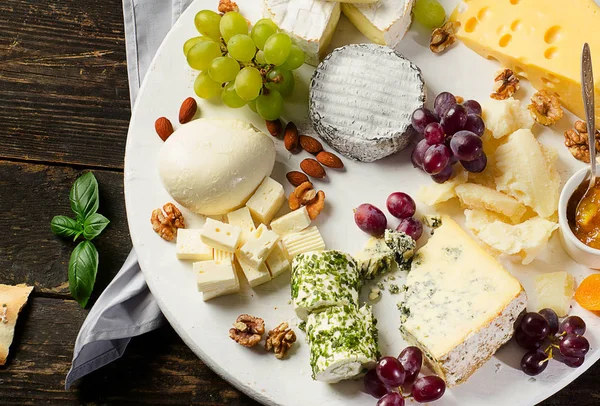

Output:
xmin=65 ymin=0 xmax=193 ymax=389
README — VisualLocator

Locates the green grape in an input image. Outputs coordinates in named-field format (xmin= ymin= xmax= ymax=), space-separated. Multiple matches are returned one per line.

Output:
xmin=266 ymin=67 xmax=294 ymax=97
xmin=194 ymin=71 xmax=222 ymax=99
xmin=183 ymin=36 xmax=211 ymax=56
xmin=256 ymin=90 xmax=284 ymax=120
xmin=194 ymin=10 xmax=222 ymax=40
xmin=220 ymin=12 xmax=248 ymax=43
xmin=208 ymin=56 xmax=240 ymax=83
xmin=254 ymin=18 xmax=279 ymax=32
xmin=251 ymin=23 xmax=276 ymax=50
xmin=227 ymin=34 xmax=256 ymax=62
xmin=264 ymin=33 xmax=292 ymax=66
xmin=222 ymin=82 xmax=247 ymax=108
xmin=255 ymin=50 xmax=267 ymax=65
xmin=281 ymin=45 xmax=305 ymax=70
xmin=248 ymin=99 xmax=257 ymax=112
xmin=235 ymin=67 xmax=263 ymax=100
xmin=187 ymin=41 xmax=222 ymax=70
xmin=413 ymin=0 xmax=446 ymax=29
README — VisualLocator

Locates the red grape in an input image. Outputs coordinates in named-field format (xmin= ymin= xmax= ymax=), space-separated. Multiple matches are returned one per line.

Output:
xmin=376 ymin=392 xmax=405 ymax=406
xmin=450 ymin=131 xmax=483 ymax=161
xmin=397 ymin=217 xmax=423 ymax=241
xmin=376 ymin=356 xmax=406 ymax=387
xmin=520 ymin=350 xmax=548 ymax=376
xmin=464 ymin=114 xmax=485 ymax=136
xmin=398 ymin=346 xmax=423 ymax=385
xmin=561 ymin=355 xmax=585 ymax=368
xmin=354 ymin=204 xmax=387 ymax=236
xmin=387 ymin=192 xmax=416 ymax=219
xmin=364 ymin=368 xmax=390 ymax=398
xmin=423 ymin=122 xmax=445 ymax=144
xmin=463 ymin=99 xmax=482 ymax=116
xmin=411 ymin=376 xmax=445 ymax=402
xmin=521 ymin=312 xmax=550 ymax=341
xmin=434 ymin=92 xmax=456 ymax=118
xmin=559 ymin=334 xmax=590 ymax=358
xmin=411 ymin=139 xmax=431 ymax=169
xmin=441 ymin=104 xmax=467 ymax=136
xmin=515 ymin=328 xmax=543 ymax=350
xmin=431 ymin=165 xmax=453 ymax=183
xmin=559 ymin=316 xmax=586 ymax=336
xmin=460 ymin=153 xmax=487 ymax=173
xmin=423 ymin=144 xmax=450 ymax=175
xmin=411 ymin=108 xmax=438 ymax=134
xmin=538 ymin=308 xmax=559 ymax=335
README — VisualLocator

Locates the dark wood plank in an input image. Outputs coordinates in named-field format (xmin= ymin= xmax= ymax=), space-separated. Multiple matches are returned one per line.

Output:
xmin=0 ymin=160 xmax=131 ymax=299
xmin=0 ymin=0 xmax=130 ymax=169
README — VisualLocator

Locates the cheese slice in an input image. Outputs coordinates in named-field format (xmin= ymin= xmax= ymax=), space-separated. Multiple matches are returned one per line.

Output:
xmin=342 ymin=0 xmax=413 ymax=48
xmin=455 ymin=183 xmax=527 ymax=223
xmin=263 ymin=0 xmax=341 ymax=66
xmin=281 ymin=226 xmax=326 ymax=259
xmin=400 ymin=216 xmax=526 ymax=386
xmin=237 ymin=255 xmax=272 ymax=287
xmin=195 ymin=259 xmax=237 ymax=292
xmin=202 ymin=264 xmax=241 ymax=301
xmin=451 ymin=0 xmax=600 ymax=127
xmin=266 ymin=242 xmax=291 ymax=279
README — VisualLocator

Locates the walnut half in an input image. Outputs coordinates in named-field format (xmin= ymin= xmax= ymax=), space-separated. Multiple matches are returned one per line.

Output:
xmin=564 ymin=120 xmax=600 ymax=163
xmin=490 ymin=68 xmax=520 ymax=100
xmin=151 ymin=203 xmax=185 ymax=241
xmin=218 ymin=0 xmax=238 ymax=13
xmin=528 ymin=90 xmax=563 ymax=126
xmin=229 ymin=314 xmax=265 ymax=348
xmin=265 ymin=322 xmax=296 ymax=359
xmin=430 ymin=21 xmax=459 ymax=54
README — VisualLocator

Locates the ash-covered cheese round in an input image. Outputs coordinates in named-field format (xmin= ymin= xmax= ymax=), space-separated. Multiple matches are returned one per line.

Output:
xmin=309 ymin=44 xmax=425 ymax=162
xmin=291 ymin=250 xmax=361 ymax=320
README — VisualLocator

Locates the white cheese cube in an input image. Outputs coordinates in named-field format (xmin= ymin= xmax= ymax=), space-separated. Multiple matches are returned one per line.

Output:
xmin=201 ymin=218 xmax=241 ymax=253
xmin=281 ymin=226 xmax=326 ymax=259
xmin=535 ymin=272 xmax=576 ymax=317
xmin=214 ymin=249 xmax=234 ymax=262
xmin=238 ymin=224 xmax=280 ymax=268
xmin=270 ymin=207 xmax=311 ymax=236
xmin=195 ymin=259 xmax=237 ymax=292
xmin=237 ymin=256 xmax=271 ymax=287
xmin=226 ymin=206 xmax=256 ymax=246
xmin=176 ymin=229 xmax=214 ymax=260
xmin=245 ymin=177 xmax=286 ymax=225
xmin=202 ymin=264 xmax=240 ymax=301
xmin=266 ymin=242 xmax=291 ymax=279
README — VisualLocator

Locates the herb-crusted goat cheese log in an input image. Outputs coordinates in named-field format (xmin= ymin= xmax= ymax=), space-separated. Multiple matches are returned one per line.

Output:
xmin=306 ymin=305 xmax=379 ymax=383
xmin=291 ymin=250 xmax=361 ymax=320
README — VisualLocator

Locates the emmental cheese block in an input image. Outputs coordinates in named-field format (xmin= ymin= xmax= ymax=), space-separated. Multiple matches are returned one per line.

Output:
xmin=399 ymin=217 xmax=526 ymax=386
xmin=451 ymin=0 xmax=600 ymax=127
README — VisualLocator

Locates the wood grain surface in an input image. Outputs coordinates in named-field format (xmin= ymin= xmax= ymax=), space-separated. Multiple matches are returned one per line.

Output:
xmin=0 ymin=0 xmax=598 ymax=405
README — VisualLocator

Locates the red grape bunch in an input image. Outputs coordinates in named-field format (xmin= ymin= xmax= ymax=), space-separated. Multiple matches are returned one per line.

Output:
xmin=515 ymin=308 xmax=591 ymax=375
xmin=364 ymin=346 xmax=446 ymax=405
xmin=411 ymin=91 xmax=487 ymax=183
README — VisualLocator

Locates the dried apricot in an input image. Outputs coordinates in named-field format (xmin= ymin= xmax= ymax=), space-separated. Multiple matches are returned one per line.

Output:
xmin=574 ymin=274 xmax=600 ymax=311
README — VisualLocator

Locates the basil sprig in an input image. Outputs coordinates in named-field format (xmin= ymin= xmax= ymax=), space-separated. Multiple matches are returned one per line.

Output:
xmin=50 ymin=172 xmax=110 ymax=308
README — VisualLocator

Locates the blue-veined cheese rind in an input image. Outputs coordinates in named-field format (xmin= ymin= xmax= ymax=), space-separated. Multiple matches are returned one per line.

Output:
xmin=384 ymin=229 xmax=415 ymax=271
xmin=354 ymin=237 xmax=395 ymax=280
xmin=306 ymin=305 xmax=379 ymax=382
xmin=291 ymin=250 xmax=361 ymax=320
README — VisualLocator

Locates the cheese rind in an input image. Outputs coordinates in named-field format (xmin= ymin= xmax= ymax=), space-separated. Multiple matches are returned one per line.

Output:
xmin=400 ymin=216 xmax=526 ymax=386
xmin=195 ymin=259 xmax=237 ymax=292
xmin=226 ymin=206 xmax=256 ymax=246
xmin=281 ymin=226 xmax=326 ymax=258
xmin=201 ymin=218 xmax=242 ymax=252
xmin=245 ymin=177 xmax=286 ymax=225
xmin=270 ymin=207 xmax=311 ymax=236
xmin=238 ymin=224 xmax=280 ymax=268
xmin=176 ymin=229 xmax=214 ymax=260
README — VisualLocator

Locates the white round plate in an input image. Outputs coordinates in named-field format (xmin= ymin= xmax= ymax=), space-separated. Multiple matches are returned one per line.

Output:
xmin=124 ymin=1 xmax=599 ymax=405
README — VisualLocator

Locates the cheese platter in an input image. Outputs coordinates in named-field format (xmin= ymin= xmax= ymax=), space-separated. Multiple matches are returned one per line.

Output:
xmin=124 ymin=0 xmax=600 ymax=404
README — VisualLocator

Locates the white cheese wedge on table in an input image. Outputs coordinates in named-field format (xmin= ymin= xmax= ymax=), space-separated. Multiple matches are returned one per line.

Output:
xmin=481 ymin=98 xmax=534 ymax=139
xmin=265 ymin=242 xmax=291 ymax=279
xmin=236 ymin=255 xmax=272 ymax=287
xmin=263 ymin=0 xmax=341 ymax=66
xmin=400 ymin=216 xmax=526 ymax=386
xmin=342 ymin=0 xmax=413 ymax=48
xmin=195 ymin=259 xmax=239 ymax=301
xmin=201 ymin=218 xmax=242 ymax=253
xmin=535 ymin=272 xmax=576 ymax=317
xmin=281 ymin=226 xmax=326 ymax=259
xmin=416 ymin=168 xmax=468 ymax=206
xmin=309 ymin=44 xmax=425 ymax=162
xmin=176 ymin=229 xmax=214 ymax=260
xmin=270 ymin=207 xmax=311 ymax=236
xmin=226 ymin=206 xmax=256 ymax=246
xmin=455 ymin=183 xmax=527 ymax=224
xmin=245 ymin=177 xmax=286 ymax=225
xmin=238 ymin=224 xmax=280 ymax=268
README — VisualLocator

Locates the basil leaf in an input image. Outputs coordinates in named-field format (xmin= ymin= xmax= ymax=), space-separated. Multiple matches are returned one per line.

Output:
xmin=83 ymin=213 xmax=110 ymax=240
xmin=50 ymin=216 xmax=82 ymax=239
xmin=69 ymin=172 xmax=99 ymax=221
xmin=68 ymin=240 xmax=99 ymax=308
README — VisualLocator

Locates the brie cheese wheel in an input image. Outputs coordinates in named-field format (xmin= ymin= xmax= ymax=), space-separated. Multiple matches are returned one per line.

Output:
xmin=309 ymin=44 xmax=425 ymax=162
xmin=158 ymin=119 xmax=275 ymax=216
xmin=342 ymin=0 xmax=414 ymax=47
xmin=263 ymin=0 xmax=341 ymax=66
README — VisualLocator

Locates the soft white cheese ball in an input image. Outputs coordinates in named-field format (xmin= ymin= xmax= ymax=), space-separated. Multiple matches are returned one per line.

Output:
xmin=159 ymin=118 xmax=276 ymax=215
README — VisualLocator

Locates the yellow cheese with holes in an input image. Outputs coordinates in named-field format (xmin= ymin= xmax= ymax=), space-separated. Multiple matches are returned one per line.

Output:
xmin=451 ymin=0 xmax=600 ymax=126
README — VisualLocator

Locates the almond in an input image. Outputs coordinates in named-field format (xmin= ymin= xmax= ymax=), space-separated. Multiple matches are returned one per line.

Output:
xmin=299 ymin=135 xmax=323 ymax=154
xmin=316 ymin=151 xmax=344 ymax=169
xmin=300 ymin=158 xmax=326 ymax=178
xmin=179 ymin=97 xmax=197 ymax=124
xmin=284 ymin=122 xmax=299 ymax=152
xmin=155 ymin=117 xmax=174 ymax=141
xmin=286 ymin=171 xmax=309 ymax=187
xmin=266 ymin=119 xmax=283 ymax=137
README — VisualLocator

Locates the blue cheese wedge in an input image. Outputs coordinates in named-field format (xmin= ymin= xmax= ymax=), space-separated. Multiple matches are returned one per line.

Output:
xmin=306 ymin=305 xmax=379 ymax=382
xmin=309 ymin=44 xmax=425 ymax=162
xmin=384 ymin=229 xmax=415 ymax=271
xmin=291 ymin=250 xmax=361 ymax=320
xmin=354 ymin=237 xmax=395 ymax=280
xmin=399 ymin=216 xmax=527 ymax=386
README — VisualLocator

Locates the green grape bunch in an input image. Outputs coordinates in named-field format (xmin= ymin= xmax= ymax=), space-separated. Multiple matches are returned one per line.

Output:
xmin=183 ymin=10 xmax=306 ymax=121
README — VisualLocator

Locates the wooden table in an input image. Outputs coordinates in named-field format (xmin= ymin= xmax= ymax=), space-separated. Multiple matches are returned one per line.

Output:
xmin=0 ymin=0 xmax=598 ymax=404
